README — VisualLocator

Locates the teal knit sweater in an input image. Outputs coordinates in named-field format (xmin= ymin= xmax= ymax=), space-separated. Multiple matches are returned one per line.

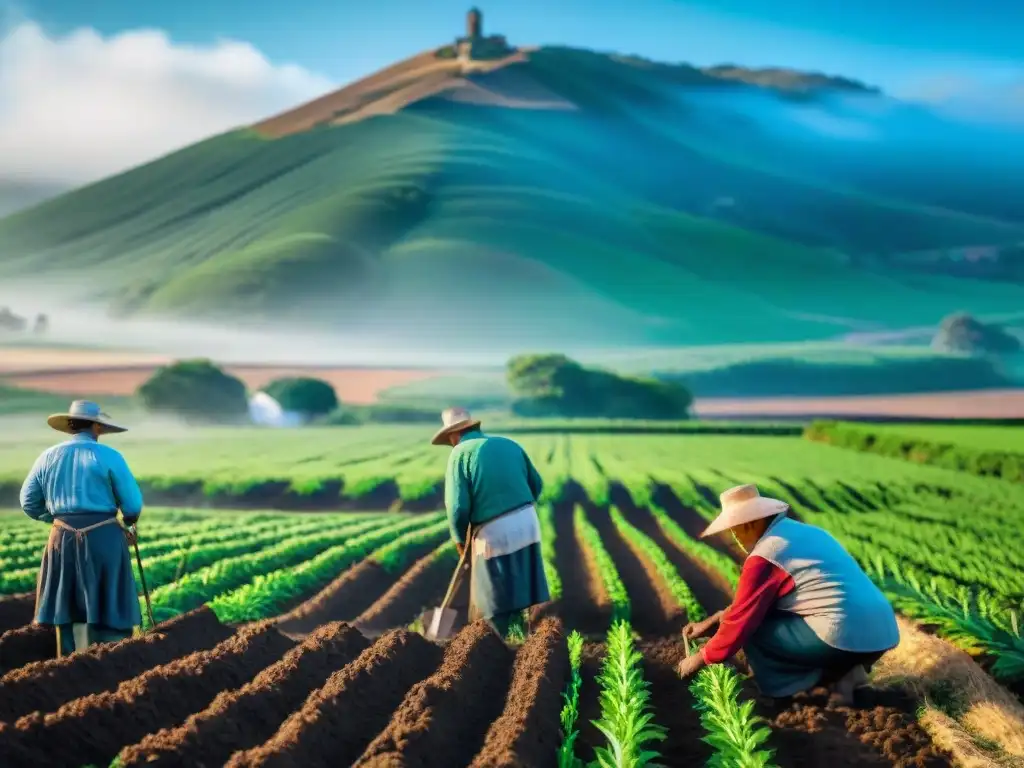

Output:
xmin=444 ymin=429 xmax=544 ymax=545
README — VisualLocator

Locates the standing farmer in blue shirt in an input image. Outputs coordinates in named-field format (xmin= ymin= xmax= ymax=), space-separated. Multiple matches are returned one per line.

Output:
xmin=432 ymin=407 xmax=550 ymax=640
xmin=20 ymin=401 xmax=144 ymax=657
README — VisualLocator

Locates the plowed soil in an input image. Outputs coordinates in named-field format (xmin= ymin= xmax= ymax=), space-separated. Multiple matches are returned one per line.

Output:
xmin=0 ymin=623 xmax=295 ymax=768
xmin=117 ymin=622 xmax=369 ymax=767
xmin=229 ymin=629 xmax=444 ymax=768
xmin=551 ymin=501 xmax=610 ymax=634
xmin=0 ymin=592 xmax=35 ymax=634
xmin=0 ymin=493 xmax=960 ymax=768
xmin=275 ymin=541 xmax=439 ymax=637
xmin=0 ymin=607 xmax=232 ymax=723
xmin=638 ymin=639 xmax=715 ymax=767
xmin=653 ymin=484 xmax=746 ymax=563
xmin=354 ymin=547 xmax=454 ymax=634
xmin=470 ymin=617 xmax=568 ymax=768
xmin=611 ymin=488 xmax=733 ymax=612
xmin=585 ymin=505 xmax=685 ymax=636
xmin=762 ymin=686 xmax=951 ymax=767
xmin=0 ymin=623 xmax=55 ymax=672
xmin=354 ymin=620 xmax=515 ymax=767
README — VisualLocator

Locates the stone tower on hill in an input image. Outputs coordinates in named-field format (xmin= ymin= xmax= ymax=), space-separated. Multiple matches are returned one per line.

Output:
xmin=436 ymin=8 xmax=512 ymax=61
xmin=467 ymin=7 xmax=482 ymax=38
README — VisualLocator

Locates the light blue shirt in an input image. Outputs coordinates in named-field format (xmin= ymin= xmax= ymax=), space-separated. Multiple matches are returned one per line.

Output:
xmin=20 ymin=432 xmax=144 ymax=523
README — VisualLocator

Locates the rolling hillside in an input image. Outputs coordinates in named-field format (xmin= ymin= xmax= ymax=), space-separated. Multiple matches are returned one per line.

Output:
xmin=1 ymin=43 xmax=1023 ymax=348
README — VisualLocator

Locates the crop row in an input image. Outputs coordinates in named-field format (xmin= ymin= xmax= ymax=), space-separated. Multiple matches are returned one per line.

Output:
xmin=590 ymin=620 xmax=665 ymax=768
xmin=574 ymin=505 xmax=630 ymax=623
xmin=610 ymin=506 xmax=706 ymax=623
xmin=147 ymin=516 xmax=396 ymax=623
xmin=209 ymin=516 xmax=446 ymax=622
xmin=690 ymin=664 xmax=776 ymax=768
xmin=804 ymin=419 xmax=1024 ymax=481
xmin=8 ymin=429 xmax=1024 ymax=511
xmin=0 ymin=515 xmax=347 ymax=596
xmin=560 ymin=501 xmax=770 ymax=768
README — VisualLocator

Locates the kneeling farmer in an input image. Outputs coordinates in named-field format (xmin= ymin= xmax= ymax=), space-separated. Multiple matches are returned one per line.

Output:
xmin=432 ymin=407 xmax=549 ymax=638
xmin=20 ymin=401 xmax=144 ymax=657
xmin=677 ymin=484 xmax=899 ymax=704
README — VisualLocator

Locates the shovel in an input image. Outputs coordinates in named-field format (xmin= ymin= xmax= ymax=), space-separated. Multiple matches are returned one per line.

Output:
xmin=422 ymin=530 xmax=473 ymax=642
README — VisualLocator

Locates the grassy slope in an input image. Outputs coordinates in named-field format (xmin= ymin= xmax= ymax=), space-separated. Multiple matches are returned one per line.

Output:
xmin=1 ymin=48 xmax=1022 ymax=347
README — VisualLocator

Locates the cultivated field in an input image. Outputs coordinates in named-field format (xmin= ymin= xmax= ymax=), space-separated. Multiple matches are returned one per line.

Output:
xmin=0 ymin=429 xmax=1022 ymax=766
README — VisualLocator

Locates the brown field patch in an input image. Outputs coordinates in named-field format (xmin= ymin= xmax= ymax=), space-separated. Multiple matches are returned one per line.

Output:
xmin=3 ymin=365 xmax=443 ymax=404
xmin=0 ymin=348 xmax=170 ymax=374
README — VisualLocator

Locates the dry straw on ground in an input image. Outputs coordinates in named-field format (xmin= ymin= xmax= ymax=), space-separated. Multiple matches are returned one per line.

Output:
xmin=873 ymin=618 xmax=1024 ymax=767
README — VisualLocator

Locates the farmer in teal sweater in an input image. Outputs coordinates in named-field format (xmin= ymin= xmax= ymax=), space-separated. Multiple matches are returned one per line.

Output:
xmin=432 ymin=407 xmax=550 ymax=639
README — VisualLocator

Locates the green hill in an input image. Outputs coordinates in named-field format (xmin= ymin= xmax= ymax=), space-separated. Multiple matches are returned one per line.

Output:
xmin=1 ymin=45 xmax=1022 ymax=348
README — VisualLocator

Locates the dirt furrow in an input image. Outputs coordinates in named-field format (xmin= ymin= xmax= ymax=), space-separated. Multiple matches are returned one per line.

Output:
xmin=550 ymin=502 xmax=609 ymax=634
xmin=0 ymin=623 xmax=55 ymax=672
xmin=574 ymin=641 xmax=607 ymax=764
xmin=0 ymin=622 xmax=295 ymax=768
xmin=760 ymin=686 xmax=952 ymax=767
xmin=586 ymin=505 xmax=682 ymax=637
xmin=610 ymin=490 xmax=733 ymax=614
xmin=228 ymin=629 xmax=443 ymax=768
xmin=0 ymin=607 xmax=232 ymax=723
xmin=652 ymin=485 xmax=744 ymax=563
xmin=354 ymin=546 xmax=455 ymax=635
xmin=470 ymin=617 xmax=569 ymax=767
xmin=117 ymin=621 xmax=369 ymax=767
xmin=275 ymin=541 xmax=439 ymax=637
xmin=0 ymin=592 xmax=35 ymax=635
xmin=354 ymin=620 xmax=515 ymax=768
xmin=639 ymin=639 xmax=714 ymax=767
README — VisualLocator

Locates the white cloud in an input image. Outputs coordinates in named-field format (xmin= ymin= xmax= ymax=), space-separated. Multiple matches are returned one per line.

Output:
xmin=0 ymin=20 xmax=334 ymax=187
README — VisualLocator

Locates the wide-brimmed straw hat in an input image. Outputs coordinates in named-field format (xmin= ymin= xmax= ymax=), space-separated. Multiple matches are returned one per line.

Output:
xmin=47 ymin=400 xmax=127 ymax=435
xmin=431 ymin=407 xmax=481 ymax=446
xmin=700 ymin=484 xmax=789 ymax=538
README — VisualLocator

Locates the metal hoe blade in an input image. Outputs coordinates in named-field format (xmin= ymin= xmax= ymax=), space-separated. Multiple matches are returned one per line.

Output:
xmin=421 ymin=530 xmax=473 ymax=642
xmin=422 ymin=607 xmax=459 ymax=642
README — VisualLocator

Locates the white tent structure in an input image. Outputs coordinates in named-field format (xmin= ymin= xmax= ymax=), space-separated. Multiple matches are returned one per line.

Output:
xmin=248 ymin=391 xmax=304 ymax=428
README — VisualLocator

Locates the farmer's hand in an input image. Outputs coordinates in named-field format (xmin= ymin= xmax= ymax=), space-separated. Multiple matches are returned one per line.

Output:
xmin=123 ymin=524 xmax=138 ymax=546
xmin=677 ymin=653 xmax=707 ymax=679
xmin=682 ymin=613 xmax=720 ymax=640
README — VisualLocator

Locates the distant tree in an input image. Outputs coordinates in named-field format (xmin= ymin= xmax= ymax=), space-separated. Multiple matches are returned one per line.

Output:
xmin=507 ymin=353 xmax=692 ymax=420
xmin=933 ymin=312 xmax=1021 ymax=355
xmin=33 ymin=314 xmax=48 ymax=334
xmin=137 ymin=359 xmax=249 ymax=423
xmin=263 ymin=377 xmax=339 ymax=418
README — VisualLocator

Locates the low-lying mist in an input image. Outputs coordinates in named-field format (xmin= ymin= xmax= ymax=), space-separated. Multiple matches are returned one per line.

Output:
xmin=0 ymin=285 xmax=604 ymax=369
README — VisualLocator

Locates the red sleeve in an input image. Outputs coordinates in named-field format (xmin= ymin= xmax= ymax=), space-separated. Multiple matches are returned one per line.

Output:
xmin=701 ymin=556 xmax=794 ymax=665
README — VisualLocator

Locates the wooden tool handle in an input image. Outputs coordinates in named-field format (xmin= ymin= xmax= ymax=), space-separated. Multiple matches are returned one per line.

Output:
xmin=439 ymin=526 xmax=474 ymax=612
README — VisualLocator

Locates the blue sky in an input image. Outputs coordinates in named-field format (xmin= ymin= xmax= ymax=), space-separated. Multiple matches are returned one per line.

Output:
xmin=21 ymin=0 xmax=1024 ymax=98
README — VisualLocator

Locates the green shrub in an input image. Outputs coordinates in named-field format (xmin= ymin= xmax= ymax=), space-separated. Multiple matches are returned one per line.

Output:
xmin=507 ymin=353 xmax=692 ymax=420
xmin=136 ymin=359 xmax=248 ymax=423
xmin=263 ymin=377 xmax=338 ymax=417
